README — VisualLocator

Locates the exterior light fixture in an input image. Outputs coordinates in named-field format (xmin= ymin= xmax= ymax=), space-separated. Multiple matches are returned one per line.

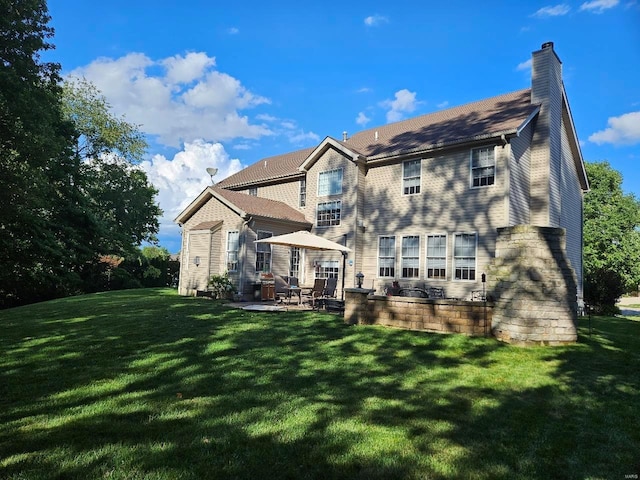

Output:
xmin=356 ymin=272 xmax=364 ymax=288
xmin=194 ymin=256 xmax=201 ymax=267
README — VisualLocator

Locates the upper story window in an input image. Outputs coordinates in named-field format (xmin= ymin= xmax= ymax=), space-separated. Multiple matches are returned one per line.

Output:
xmin=453 ymin=233 xmax=477 ymax=281
xmin=316 ymin=200 xmax=341 ymax=227
xmin=378 ymin=236 xmax=396 ymax=278
xmin=318 ymin=168 xmax=343 ymax=196
xmin=226 ymin=231 xmax=240 ymax=272
xmin=401 ymin=235 xmax=420 ymax=278
xmin=299 ymin=178 xmax=306 ymax=207
xmin=248 ymin=187 xmax=258 ymax=196
xmin=426 ymin=234 xmax=447 ymax=280
xmin=471 ymin=147 xmax=495 ymax=187
xmin=403 ymin=159 xmax=421 ymax=195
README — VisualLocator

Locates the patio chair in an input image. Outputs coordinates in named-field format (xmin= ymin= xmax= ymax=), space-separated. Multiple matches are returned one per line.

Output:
xmin=323 ymin=277 xmax=338 ymax=298
xmin=306 ymin=278 xmax=326 ymax=309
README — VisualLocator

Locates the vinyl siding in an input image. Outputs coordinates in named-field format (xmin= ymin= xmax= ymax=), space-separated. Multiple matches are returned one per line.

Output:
xmin=509 ymin=121 xmax=532 ymax=225
xmin=560 ymin=118 xmax=584 ymax=300
xmin=254 ymin=179 xmax=301 ymax=211
xmin=361 ymin=145 xmax=506 ymax=299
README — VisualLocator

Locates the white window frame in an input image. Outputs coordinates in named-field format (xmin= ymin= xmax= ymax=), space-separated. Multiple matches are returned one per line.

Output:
xmin=315 ymin=259 xmax=339 ymax=279
xmin=248 ymin=186 xmax=258 ymax=196
xmin=377 ymin=236 xmax=396 ymax=278
xmin=289 ymin=247 xmax=301 ymax=280
xmin=401 ymin=235 xmax=420 ymax=279
xmin=426 ymin=233 xmax=447 ymax=281
xmin=226 ymin=230 xmax=240 ymax=272
xmin=299 ymin=178 xmax=306 ymax=207
xmin=316 ymin=200 xmax=341 ymax=227
xmin=453 ymin=232 xmax=477 ymax=281
xmin=470 ymin=147 xmax=496 ymax=188
xmin=255 ymin=230 xmax=273 ymax=273
xmin=402 ymin=159 xmax=422 ymax=195
xmin=317 ymin=168 xmax=343 ymax=197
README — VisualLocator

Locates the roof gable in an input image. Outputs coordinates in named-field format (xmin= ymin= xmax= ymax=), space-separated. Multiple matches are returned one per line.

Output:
xmin=174 ymin=186 xmax=311 ymax=227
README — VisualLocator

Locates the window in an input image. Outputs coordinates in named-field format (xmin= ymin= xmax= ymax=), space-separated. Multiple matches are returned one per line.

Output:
xmin=248 ymin=187 xmax=257 ymax=196
xmin=403 ymin=159 xmax=421 ymax=195
xmin=426 ymin=234 xmax=447 ymax=279
xmin=471 ymin=147 xmax=495 ymax=187
xmin=316 ymin=200 xmax=341 ymax=227
xmin=255 ymin=230 xmax=272 ymax=272
xmin=454 ymin=233 xmax=477 ymax=280
xmin=378 ymin=236 xmax=396 ymax=278
xmin=315 ymin=260 xmax=339 ymax=279
xmin=289 ymin=247 xmax=301 ymax=279
xmin=401 ymin=235 xmax=420 ymax=278
xmin=226 ymin=231 xmax=239 ymax=272
xmin=299 ymin=178 xmax=306 ymax=207
xmin=318 ymin=168 xmax=343 ymax=196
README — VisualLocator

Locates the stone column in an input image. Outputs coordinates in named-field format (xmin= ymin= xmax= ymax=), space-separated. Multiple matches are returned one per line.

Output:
xmin=487 ymin=225 xmax=578 ymax=346
xmin=344 ymin=288 xmax=373 ymax=325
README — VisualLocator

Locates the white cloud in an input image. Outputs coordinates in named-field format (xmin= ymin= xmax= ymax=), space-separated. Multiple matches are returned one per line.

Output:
xmin=227 ymin=27 xmax=240 ymax=34
xmin=356 ymin=112 xmax=371 ymax=126
xmin=532 ymin=4 xmax=571 ymax=17
xmin=382 ymin=89 xmax=418 ymax=123
xmin=580 ymin=0 xmax=619 ymax=12
xmin=139 ymin=139 xmax=243 ymax=238
xmin=437 ymin=101 xmax=450 ymax=109
xmin=288 ymin=130 xmax=320 ymax=145
xmin=516 ymin=59 xmax=532 ymax=71
xmin=67 ymin=52 xmax=271 ymax=148
xmin=364 ymin=14 xmax=388 ymax=26
xmin=357 ymin=87 xmax=373 ymax=93
xmin=588 ymin=111 xmax=640 ymax=145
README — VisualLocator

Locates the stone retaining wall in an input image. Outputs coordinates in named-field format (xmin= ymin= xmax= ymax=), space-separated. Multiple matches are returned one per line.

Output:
xmin=345 ymin=289 xmax=492 ymax=336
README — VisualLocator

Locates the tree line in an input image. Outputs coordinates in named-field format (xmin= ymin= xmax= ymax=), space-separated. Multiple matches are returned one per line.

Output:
xmin=1 ymin=1 xmax=166 ymax=308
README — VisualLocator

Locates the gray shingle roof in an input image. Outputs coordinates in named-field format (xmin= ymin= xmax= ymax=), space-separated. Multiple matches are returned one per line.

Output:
xmin=214 ymin=188 xmax=311 ymax=226
xmin=218 ymin=89 xmax=536 ymax=188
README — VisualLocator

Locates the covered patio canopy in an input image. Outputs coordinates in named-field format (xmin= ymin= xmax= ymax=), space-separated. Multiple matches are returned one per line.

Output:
xmin=254 ymin=230 xmax=351 ymax=299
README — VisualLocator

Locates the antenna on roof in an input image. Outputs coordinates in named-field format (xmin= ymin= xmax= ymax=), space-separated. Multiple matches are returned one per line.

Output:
xmin=206 ymin=167 xmax=218 ymax=185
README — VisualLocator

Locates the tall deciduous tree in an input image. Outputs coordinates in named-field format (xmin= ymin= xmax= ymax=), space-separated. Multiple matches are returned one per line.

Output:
xmin=584 ymin=161 xmax=640 ymax=312
xmin=0 ymin=0 xmax=89 ymax=307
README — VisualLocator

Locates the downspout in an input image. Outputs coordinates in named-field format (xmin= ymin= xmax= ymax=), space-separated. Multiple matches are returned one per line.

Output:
xmin=239 ymin=215 xmax=253 ymax=297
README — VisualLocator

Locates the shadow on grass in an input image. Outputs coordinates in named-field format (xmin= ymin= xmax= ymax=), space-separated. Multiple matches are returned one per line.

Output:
xmin=1 ymin=289 xmax=639 ymax=479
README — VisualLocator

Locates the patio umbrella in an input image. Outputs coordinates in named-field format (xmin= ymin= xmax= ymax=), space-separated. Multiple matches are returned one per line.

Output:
xmin=254 ymin=230 xmax=351 ymax=252
xmin=255 ymin=230 xmax=350 ymax=299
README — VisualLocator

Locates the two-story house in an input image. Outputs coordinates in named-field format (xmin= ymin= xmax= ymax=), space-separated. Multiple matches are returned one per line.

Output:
xmin=175 ymin=43 xmax=588 ymax=325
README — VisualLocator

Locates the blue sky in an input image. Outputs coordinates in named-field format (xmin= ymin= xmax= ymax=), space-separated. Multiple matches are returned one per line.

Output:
xmin=46 ymin=0 xmax=640 ymax=253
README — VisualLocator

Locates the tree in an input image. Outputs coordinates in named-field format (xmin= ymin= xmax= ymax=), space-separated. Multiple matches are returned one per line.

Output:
xmin=0 ymin=0 xmax=90 ymax=307
xmin=583 ymin=161 xmax=640 ymax=313
xmin=61 ymin=78 xmax=162 ymax=259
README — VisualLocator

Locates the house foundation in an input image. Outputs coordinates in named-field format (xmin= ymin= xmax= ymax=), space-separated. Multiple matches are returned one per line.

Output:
xmin=487 ymin=225 xmax=578 ymax=346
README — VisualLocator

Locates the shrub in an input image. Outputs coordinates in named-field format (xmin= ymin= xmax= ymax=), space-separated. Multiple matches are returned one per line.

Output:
xmin=208 ymin=272 xmax=236 ymax=299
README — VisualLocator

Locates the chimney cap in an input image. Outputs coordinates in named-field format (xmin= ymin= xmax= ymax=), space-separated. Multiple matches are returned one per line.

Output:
xmin=541 ymin=41 xmax=554 ymax=50
xmin=342 ymin=131 xmax=348 ymax=141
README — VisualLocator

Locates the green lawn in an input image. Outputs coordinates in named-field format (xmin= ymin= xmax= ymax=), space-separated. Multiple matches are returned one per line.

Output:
xmin=1 ymin=288 xmax=638 ymax=480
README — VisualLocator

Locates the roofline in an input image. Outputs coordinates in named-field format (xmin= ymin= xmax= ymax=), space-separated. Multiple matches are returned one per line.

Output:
xmin=516 ymin=105 xmax=541 ymax=136
xmin=220 ymin=171 xmax=305 ymax=190
xmin=174 ymin=187 xmax=248 ymax=225
xmin=561 ymin=84 xmax=589 ymax=191
xmin=299 ymin=136 xmax=364 ymax=172
xmin=365 ymin=128 xmax=520 ymax=165
xmin=250 ymin=215 xmax=313 ymax=228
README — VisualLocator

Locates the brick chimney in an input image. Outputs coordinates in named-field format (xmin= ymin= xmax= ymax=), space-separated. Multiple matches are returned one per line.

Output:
xmin=529 ymin=42 xmax=563 ymax=227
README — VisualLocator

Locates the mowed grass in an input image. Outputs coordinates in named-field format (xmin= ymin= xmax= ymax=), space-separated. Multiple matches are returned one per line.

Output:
xmin=0 ymin=289 xmax=639 ymax=479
